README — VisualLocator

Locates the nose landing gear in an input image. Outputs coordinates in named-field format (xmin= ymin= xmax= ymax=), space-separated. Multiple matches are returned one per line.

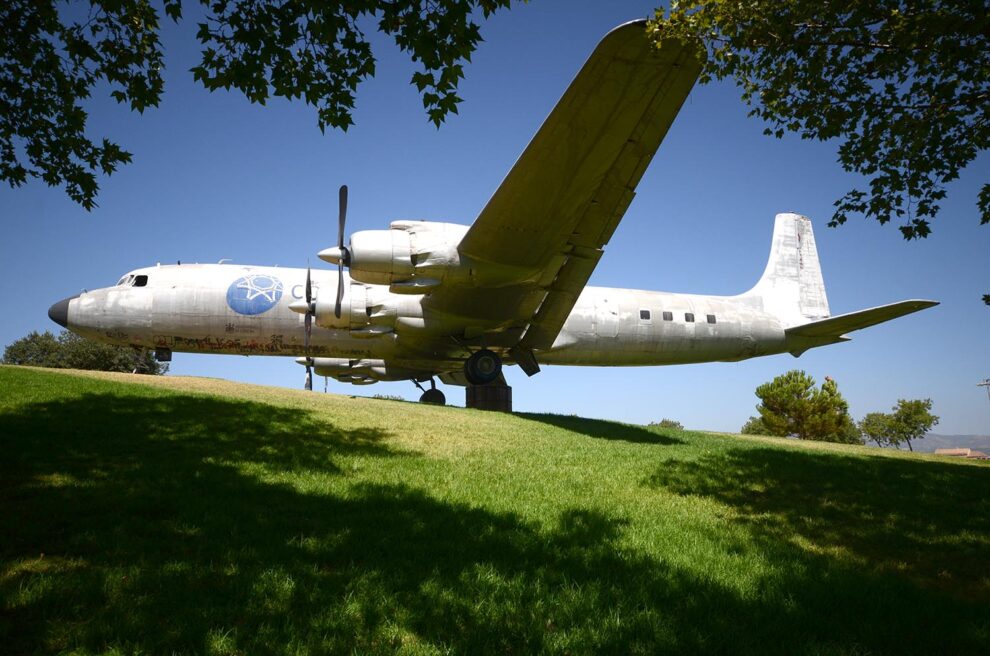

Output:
xmin=415 ymin=378 xmax=446 ymax=405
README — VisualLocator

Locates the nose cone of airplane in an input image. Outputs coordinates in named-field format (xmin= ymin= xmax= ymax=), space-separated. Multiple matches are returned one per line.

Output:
xmin=48 ymin=295 xmax=78 ymax=328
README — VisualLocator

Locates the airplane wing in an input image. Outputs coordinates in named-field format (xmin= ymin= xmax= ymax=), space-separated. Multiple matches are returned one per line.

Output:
xmin=428 ymin=20 xmax=702 ymax=352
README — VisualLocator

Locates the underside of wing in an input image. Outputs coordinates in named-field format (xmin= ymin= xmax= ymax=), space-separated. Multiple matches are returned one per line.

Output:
xmin=429 ymin=20 xmax=702 ymax=350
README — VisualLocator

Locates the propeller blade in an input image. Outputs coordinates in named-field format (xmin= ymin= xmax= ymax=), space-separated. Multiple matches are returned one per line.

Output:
xmin=304 ymin=312 xmax=311 ymax=352
xmin=305 ymin=365 xmax=312 ymax=391
xmin=335 ymin=262 xmax=344 ymax=319
xmin=304 ymin=264 xmax=313 ymax=353
xmin=338 ymin=185 xmax=348 ymax=250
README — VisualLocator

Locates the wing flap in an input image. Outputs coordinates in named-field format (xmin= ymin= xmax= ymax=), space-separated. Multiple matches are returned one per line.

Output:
xmin=785 ymin=300 xmax=939 ymax=339
xmin=520 ymin=246 xmax=603 ymax=349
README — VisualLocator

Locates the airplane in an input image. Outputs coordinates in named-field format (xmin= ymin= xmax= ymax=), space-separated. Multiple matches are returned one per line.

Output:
xmin=47 ymin=20 xmax=937 ymax=409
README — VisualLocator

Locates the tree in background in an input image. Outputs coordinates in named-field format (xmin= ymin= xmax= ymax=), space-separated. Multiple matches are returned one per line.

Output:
xmin=1 ymin=0 xmax=513 ymax=209
xmin=740 ymin=416 xmax=769 ymax=435
xmin=2 ymin=330 xmax=166 ymax=374
xmin=858 ymin=411 xmax=894 ymax=447
xmin=886 ymin=398 xmax=939 ymax=452
xmin=650 ymin=2 xmax=988 ymax=301
xmin=649 ymin=418 xmax=684 ymax=430
xmin=752 ymin=370 xmax=861 ymax=443
xmin=856 ymin=400 xmax=939 ymax=450
xmin=2 ymin=331 xmax=61 ymax=369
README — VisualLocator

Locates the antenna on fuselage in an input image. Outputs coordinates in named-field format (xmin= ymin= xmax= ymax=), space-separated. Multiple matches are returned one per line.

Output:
xmin=218 ymin=258 xmax=232 ymax=264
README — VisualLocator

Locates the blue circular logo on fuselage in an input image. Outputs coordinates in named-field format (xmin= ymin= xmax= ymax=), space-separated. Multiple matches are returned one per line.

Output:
xmin=226 ymin=275 xmax=284 ymax=315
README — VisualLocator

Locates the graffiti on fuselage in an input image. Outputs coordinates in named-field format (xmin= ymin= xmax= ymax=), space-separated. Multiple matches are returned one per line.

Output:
xmin=155 ymin=334 xmax=288 ymax=354
xmin=152 ymin=333 xmax=374 ymax=358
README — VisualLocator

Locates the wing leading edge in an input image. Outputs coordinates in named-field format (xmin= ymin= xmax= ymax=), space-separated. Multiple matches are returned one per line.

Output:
xmin=431 ymin=20 xmax=702 ymax=351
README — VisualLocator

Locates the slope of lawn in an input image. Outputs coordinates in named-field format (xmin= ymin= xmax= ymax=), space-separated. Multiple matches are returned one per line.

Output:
xmin=1 ymin=365 xmax=987 ymax=655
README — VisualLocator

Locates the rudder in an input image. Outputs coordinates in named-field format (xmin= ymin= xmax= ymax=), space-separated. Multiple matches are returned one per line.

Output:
xmin=744 ymin=213 xmax=830 ymax=327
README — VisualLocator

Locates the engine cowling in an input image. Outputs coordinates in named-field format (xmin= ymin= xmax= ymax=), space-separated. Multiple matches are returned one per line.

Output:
xmin=312 ymin=281 xmax=413 ymax=338
xmin=313 ymin=281 xmax=369 ymax=330
xmin=321 ymin=221 xmax=470 ymax=289
xmin=304 ymin=357 xmax=425 ymax=383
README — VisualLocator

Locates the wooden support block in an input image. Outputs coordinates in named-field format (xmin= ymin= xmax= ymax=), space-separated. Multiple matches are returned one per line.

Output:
xmin=466 ymin=384 xmax=512 ymax=412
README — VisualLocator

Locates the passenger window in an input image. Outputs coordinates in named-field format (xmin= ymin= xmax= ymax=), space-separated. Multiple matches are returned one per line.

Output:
xmin=707 ymin=314 xmax=716 ymax=324
xmin=640 ymin=310 xmax=651 ymax=320
xmin=133 ymin=275 xmax=149 ymax=287
xmin=685 ymin=312 xmax=695 ymax=322
xmin=662 ymin=311 xmax=673 ymax=321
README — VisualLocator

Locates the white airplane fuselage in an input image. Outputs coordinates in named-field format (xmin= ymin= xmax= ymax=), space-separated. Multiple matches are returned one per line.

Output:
xmin=56 ymin=263 xmax=788 ymax=369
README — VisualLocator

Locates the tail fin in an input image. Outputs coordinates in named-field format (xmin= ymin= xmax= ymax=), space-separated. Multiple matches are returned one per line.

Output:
xmin=744 ymin=213 xmax=830 ymax=327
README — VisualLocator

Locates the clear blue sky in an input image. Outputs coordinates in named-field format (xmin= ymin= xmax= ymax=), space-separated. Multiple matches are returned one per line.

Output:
xmin=2 ymin=1 xmax=988 ymax=434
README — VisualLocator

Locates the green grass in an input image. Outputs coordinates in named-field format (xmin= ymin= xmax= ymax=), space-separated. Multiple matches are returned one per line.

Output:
xmin=1 ymin=365 xmax=988 ymax=655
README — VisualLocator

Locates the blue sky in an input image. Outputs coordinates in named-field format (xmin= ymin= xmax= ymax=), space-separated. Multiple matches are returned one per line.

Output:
xmin=2 ymin=1 xmax=988 ymax=434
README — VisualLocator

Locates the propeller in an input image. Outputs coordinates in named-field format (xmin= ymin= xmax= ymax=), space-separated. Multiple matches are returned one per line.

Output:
xmin=335 ymin=184 xmax=349 ymax=319
xmin=297 ymin=184 xmax=350 ymax=389
xmin=304 ymin=265 xmax=313 ymax=390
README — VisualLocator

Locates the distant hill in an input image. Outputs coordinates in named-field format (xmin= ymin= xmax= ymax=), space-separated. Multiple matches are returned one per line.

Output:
xmin=912 ymin=433 xmax=990 ymax=453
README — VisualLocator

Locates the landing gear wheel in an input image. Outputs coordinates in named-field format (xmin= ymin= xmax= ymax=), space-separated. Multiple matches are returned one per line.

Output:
xmin=419 ymin=388 xmax=446 ymax=405
xmin=464 ymin=349 xmax=502 ymax=385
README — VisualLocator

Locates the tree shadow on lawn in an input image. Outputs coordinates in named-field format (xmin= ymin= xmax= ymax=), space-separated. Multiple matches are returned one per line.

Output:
xmin=1 ymin=392 xmax=986 ymax=654
xmin=518 ymin=412 xmax=684 ymax=445
xmin=646 ymin=448 xmax=990 ymax=638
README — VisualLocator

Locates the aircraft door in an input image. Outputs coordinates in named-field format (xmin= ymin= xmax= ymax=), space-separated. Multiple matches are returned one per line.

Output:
xmin=594 ymin=296 xmax=619 ymax=340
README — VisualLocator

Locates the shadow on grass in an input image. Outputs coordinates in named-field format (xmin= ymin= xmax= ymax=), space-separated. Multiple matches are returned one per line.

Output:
xmin=647 ymin=447 xmax=990 ymax=600
xmin=518 ymin=412 xmax=684 ymax=445
xmin=1 ymin=380 xmax=987 ymax=654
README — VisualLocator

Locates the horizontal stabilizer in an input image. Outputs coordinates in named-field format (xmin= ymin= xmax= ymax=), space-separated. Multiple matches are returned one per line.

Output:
xmin=786 ymin=300 xmax=939 ymax=339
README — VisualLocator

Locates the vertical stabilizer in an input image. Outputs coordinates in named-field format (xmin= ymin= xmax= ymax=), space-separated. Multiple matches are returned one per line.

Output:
xmin=745 ymin=213 xmax=830 ymax=327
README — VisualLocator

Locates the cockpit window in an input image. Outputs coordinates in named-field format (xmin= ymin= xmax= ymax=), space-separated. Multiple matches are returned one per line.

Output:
xmin=117 ymin=276 xmax=129 ymax=286
xmin=133 ymin=275 xmax=149 ymax=287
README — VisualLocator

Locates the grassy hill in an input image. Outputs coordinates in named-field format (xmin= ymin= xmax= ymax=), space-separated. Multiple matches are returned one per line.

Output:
xmin=1 ymin=365 xmax=987 ymax=655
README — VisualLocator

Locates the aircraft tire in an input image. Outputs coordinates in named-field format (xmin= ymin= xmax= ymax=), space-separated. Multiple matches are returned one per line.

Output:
xmin=419 ymin=388 xmax=446 ymax=405
xmin=464 ymin=349 xmax=502 ymax=385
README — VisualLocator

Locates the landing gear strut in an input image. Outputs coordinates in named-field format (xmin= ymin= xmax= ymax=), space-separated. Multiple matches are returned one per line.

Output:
xmin=464 ymin=349 xmax=502 ymax=385
xmin=415 ymin=378 xmax=446 ymax=405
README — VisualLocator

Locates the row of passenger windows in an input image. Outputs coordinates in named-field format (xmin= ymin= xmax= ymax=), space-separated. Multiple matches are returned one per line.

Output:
xmin=116 ymin=274 xmax=149 ymax=287
xmin=639 ymin=309 xmax=716 ymax=324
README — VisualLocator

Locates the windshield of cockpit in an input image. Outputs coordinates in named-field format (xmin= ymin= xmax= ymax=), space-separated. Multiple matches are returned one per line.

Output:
xmin=115 ymin=274 xmax=149 ymax=287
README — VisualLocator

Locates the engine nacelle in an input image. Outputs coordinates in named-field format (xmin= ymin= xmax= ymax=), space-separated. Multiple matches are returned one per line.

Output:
xmin=313 ymin=282 xmax=371 ymax=330
xmin=313 ymin=281 xmax=408 ymax=337
xmin=332 ymin=221 xmax=470 ymax=289
xmin=305 ymin=357 xmax=424 ymax=383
